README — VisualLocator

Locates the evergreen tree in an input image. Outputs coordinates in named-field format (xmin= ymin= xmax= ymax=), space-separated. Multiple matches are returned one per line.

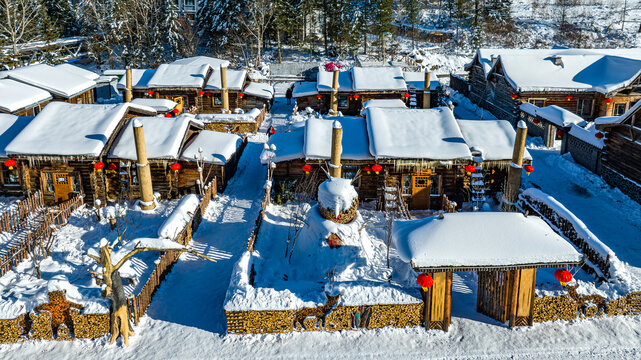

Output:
xmin=196 ymin=0 xmax=244 ymax=55
xmin=373 ymin=0 xmax=394 ymax=60
xmin=273 ymin=0 xmax=298 ymax=63
xmin=402 ymin=0 xmax=421 ymax=49
xmin=43 ymin=0 xmax=78 ymax=37
xmin=0 ymin=0 xmax=59 ymax=64
xmin=326 ymin=0 xmax=362 ymax=58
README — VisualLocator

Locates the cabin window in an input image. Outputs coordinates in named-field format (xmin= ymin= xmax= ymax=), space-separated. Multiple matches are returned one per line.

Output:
xmin=72 ymin=175 xmax=81 ymax=193
xmin=613 ymin=103 xmax=628 ymax=116
xmin=528 ymin=99 xmax=545 ymax=108
xmin=43 ymin=172 xmax=54 ymax=193
xmin=130 ymin=164 xmax=139 ymax=185
xmin=213 ymin=95 xmax=222 ymax=106
xmin=577 ymin=99 xmax=593 ymax=117
xmin=342 ymin=166 xmax=358 ymax=181
xmin=2 ymin=168 xmax=19 ymax=185
xmin=430 ymin=175 xmax=440 ymax=196
xmin=402 ymin=175 xmax=412 ymax=196
xmin=338 ymin=96 xmax=348 ymax=109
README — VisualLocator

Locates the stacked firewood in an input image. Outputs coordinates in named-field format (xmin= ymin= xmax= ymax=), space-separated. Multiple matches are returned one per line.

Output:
xmin=532 ymin=295 xmax=578 ymax=322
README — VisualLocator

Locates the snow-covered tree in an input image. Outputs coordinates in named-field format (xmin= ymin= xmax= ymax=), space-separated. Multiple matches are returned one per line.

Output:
xmin=373 ymin=0 xmax=394 ymax=60
xmin=0 ymin=0 xmax=57 ymax=57
xmin=239 ymin=0 xmax=275 ymax=66
xmin=402 ymin=0 xmax=422 ymax=49
xmin=196 ymin=0 xmax=244 ymax=55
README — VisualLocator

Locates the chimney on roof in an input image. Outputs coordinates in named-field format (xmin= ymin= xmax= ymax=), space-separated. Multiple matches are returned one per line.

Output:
xmin=330 ymin=69 xmax=339 ymax=114
xmin=220 ymin=64 xmax=230 ymax=113
xmin=552 ymin=55 xmax=563 ymax=66
xmin=423 ymin=69 xmax=431 ymax=109
xmin=124 ymin=68 xmax=133 ymax=103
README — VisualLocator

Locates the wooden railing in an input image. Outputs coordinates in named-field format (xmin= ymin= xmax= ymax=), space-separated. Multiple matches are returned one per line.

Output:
xmin=0 ymin=193 xmax=84 ymax=277
xmin=0 ymin=191 xmax=44 ymax=234
xmin=247 ymin=186 xmax=270 ymax=253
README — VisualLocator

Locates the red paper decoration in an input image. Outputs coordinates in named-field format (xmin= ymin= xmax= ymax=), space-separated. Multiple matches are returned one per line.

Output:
xmin=372 ymin=164 xmax=382 ymax=174
xmin=604 ymin=98 xmax=613 ymax=104
xmin=239 ymin=92 xmax=245 ymax=99
xmin=93 ymin=162 xmax=105 ymax=171
xmin=198 ymin=90 xmax=205 ymax=96
xmin=108 ymin=163 xmax=118 ymax=171
xmin=353 ymin=94 xmax=360 ymax=100
xmin=147 ymin=90 xmax=153 ymax=96
xmin=416 ymin=273 xmax=434 ymax=291
xmin=172 ymin=108 xmax=180 ymax=114
xmin=164 ymin=113 xmax=172 ymax=118
xmin=170 ymin=163 xmax=181 ymax=172
xmin=4 ymin=159 xmax=16 ymax=170
xmin=465 ymin=165 xmax=476 ymax=174
xmin=524 ymin=164 xmax=534 ymax=174
xmin=566 ymin=95 xmax=573 ymax=101
xmin=302 ymin=164 xmax=312 ymax=174
xmin=363 ymin=165 xmax=372 ymax=174
xmin=595 ymin=132 xmax=604 ymax=139
xmin=554 ymin=269 xmax=573 ymax=285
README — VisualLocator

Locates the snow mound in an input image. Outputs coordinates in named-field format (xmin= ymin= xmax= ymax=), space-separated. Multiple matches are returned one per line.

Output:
xmin=317 ymin=177 xmax=358 ymax=218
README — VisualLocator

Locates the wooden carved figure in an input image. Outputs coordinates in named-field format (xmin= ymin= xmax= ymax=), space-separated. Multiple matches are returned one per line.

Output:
xmin=292 ymin=292 xmax=341 ymax=330
xmin=566 ymin=284 xmax=607 ymax=318
xmin=34 ymin=290 xmax=84 ymax=338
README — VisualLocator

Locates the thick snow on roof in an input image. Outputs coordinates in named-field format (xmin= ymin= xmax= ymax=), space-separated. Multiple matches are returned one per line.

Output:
xmin=361 ymin=99 xmax=407 ymax=110
xmin=317 ymin=68 xmax=353 ymax=92
xmin=365 ymin=107 xmax=472 ymax=160
xmin=205 ymin=69 xmax=247 ymax=90
xmin=0 ymin=114 xmax=33 ymax=157
xmin=5 ymin=64 xmax=96 ymax=98
xmin=519 ymin=103 xmax=585 ymax=127
xmin=393 ymin=212 xmax=582 ymax=269
xmin=146 ymin=64 xmax=210 ymax=88
xmin=158 ymin=194 xmax=200 ymax=240
xmin=0 ymin=79 xmax=52 ymax=113
xmin=403 ymin=71 xmax=439 ymax=91
xmin=195 ymin=108 xmax=261 ymax=124
xmin=457 ymin=119 xmax=533 ymax=161
xmin=291 ymin=81 xmax=318 ymax=97
xmin=171 ymin=56 xmax=230 ymax=68
xmin=5 ymin=102 xmax=135 ymax=157
xmin=568 ymin=123 xmax=605 ymax=149
xmin=130 ymin=98 xmax=177 ymax=112
xmin=266 ymin=128 xmax=305 ymax=163
xmin=109 ymin=115 xmax=196 ymax=160
xmin=352 ymin=67 xmax=407 ymax=91
xmin=304 ymin=116 xmax=372 ymax=160
xmin=55 ymin=63 xmax=100 ymax=80
xmin=243 ymin=82 xmax=274 ymax=99
xmin=117 ymin=69 xmax=156 ymax=89
xmin=317 ymin=177 xmax=358 ymax=217
xmin=180 ymin=130 xmax=241 ymax=165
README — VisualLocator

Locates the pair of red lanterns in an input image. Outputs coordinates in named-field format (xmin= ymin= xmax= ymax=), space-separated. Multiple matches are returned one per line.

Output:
xmin=363 ymin=164 xmax=382 ymax=174
xmin=93 ymin=162 xmax=118 ymax=172
xmin=165 ymin=108 xmax=181 ymax=118
xmin=348 ymin=94 xmax=360 ymax=100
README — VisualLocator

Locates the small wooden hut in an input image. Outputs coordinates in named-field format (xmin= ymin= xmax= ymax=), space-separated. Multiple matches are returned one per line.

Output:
xmin=392 ymin=212 xmax=582 ymax=331
xmin=142 ymin=63 xmax=211 ymax=113
xmin=200 ymin=68 xmax=248 ymax=112
xmin=0 ymin=114 xmax=34 ymax=195
xmin=4 ymin=102 xmax=156 ymax=205
xmin=195 ymin=107 xmax=266 ymax=134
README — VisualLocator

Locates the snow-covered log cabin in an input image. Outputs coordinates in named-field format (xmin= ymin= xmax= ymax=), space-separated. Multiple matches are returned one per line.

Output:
xmin=595 ymin=102 xmax=641 ymax=204
xmin=3 ymin=102 xmax=157 ymax=205
xmin=264 ymin=106 xmax=531 ymax=211
xmin=464 ymin=48 xmax=641 ymax=123
xmin=194 ymin=108 xmax=266 ymax=134
xmin=518 ymin=102 xmax=586 ymax=147
xmin=0 ymin=114 xmax=34 ymax=195
xmin=293 ymin=67 xmax=440 ymax=115
xmin=0 ymin=79 xmax=52 ymax=116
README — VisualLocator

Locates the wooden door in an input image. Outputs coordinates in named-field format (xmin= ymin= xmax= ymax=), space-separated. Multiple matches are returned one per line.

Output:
xmin=52 ymin=173 xmax=73 ymax=203
xmin=411 ymin=174 xmax=431 ymax=210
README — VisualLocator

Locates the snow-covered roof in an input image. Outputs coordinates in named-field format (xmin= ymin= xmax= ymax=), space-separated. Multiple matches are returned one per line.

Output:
xmin=365 ymin=107 xmax=472 ymax=160
xmin=243 ymin=82 xmax=274 ymax=99
xmin=55 ymin=63 xmax=100 ymax=81
xmin=116 ymin=69 xmax=156 ymax=89
xmin=457 ymin=119 xmax=533 ymax=161
xmin=352 ymin=67 xmax=406 ymax=91
xmin=292 ymin=81 xmax=318 ymax=97
xmin=393 ymin=212 xmax=582 ymax=270
xmin=317 ymin=69 xmax=354 ymax=92
xmin=304 ymin=116 xmax=372 ymax=160
xmin=568 ymin=123 xmax=605 ymax=149
xmin=5 ymin=102 xmax=152 ymax=157
xmin=180 ymin=130 xmax=242 ymax=165
xmin=205 ymin=69 xmax=247 ymax=91
xmin=596 ymin=98 xmax=641 ymax=127
xmin=4 ymin=64 xmax=96 ymax=98
xmin=477 ymin=48 xmax=641 ymax=94
xmin=0 ymin=114 xmax=33 ymax=157
xmin=130 ymin=98 xmax=177 ymax=112
xmin=266 ymin=128 xmax=305 ymax=163
xmin=171 ymin=56 xmax=230 ymax=68
xmin=109 ymin=115 xmax=198 ymax=160
xmin=519 ymin=103 xmax=585 ymax=127
xmin=195 ymin=108 xmax=262 ymax=123
xmin=0 ymin=79 xmax=52 ymax=113
xmin=403 ymin=71 xmax=440 ymax=91
xmin=146 ymin=64 xmax=210 ymax=88
xmin=361 ymin=99 xmax=408 ymax=111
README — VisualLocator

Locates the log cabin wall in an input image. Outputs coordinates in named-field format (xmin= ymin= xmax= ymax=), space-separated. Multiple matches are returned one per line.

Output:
xmin=468 ymin=65 xmax=519 ymax=123
xmin=20 ymin=160 xmax=95 ymax=205
xmin=0 ymin=158 xmax=24 ymax=196
xmin=52 ymin=89 xmax=95 ymax=105
xmin=296 ymin=91 xmax=419 ymax=116
xmin=600 ymin=124 xmax=641 ymax=204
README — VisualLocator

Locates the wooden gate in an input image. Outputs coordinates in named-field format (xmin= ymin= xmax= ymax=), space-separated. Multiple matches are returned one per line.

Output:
xmin=422 ymin=271 xmax=452 ymax=331
xmin=410 ymin=173 xmax=431 ymax=210
xmin=477 ymin=268 xmax=536 ymax=327
xmin=52 ymin=173 xmax=73 ymax=203
xmin=477 ymin=270 xmax=510 ymax=323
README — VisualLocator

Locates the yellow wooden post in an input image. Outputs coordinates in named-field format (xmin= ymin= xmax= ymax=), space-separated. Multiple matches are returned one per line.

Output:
xmin=329 ymin=120 xmax=343 ymax=178
xmin=330 ymin=69 xmax=339 ymax=114
xmin=132 ymin=120 xmax=156 ymax=210
xmin=221 ymin=65 xmax=229 ymax=113
xmin=423 ymin=70 xmax=431 ymax=109
xmin=124 ymin=68 xmax=133 ymax=103
xmin=503 ymin=120 xmax=528 ymax=212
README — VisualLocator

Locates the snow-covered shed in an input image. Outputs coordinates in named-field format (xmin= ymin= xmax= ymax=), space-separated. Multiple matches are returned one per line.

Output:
xmin=465 ymin=48 xmax=641 ymax=122
xmin=0 ymin=114 xmax=34 ymax=195
xmin=2 ymin=64 xmax=97 ymax=104
xmin=392 ymin=212 xmax=582 ymax=330
xmin=242 ymin=82 xmax=275 ymax=110
xmin=0 ymin=79 xmax=52 ymax=116
xmin=519 ymin=102 xmax=586 ymax=147
xmin=195 ymin=107 xmax=266 ymax=133
xmin=4 ymin=102 xmax=156 ymax=204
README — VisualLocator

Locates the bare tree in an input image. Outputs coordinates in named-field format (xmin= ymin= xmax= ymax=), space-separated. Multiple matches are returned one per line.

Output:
xmin=239 ymin=0 xmax=275 ymax=66
xmin=0 ymin=0 xmax=50 ymax=56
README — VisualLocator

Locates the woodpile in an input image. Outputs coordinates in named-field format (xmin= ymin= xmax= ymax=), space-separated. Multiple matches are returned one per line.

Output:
xmin=69 ymin=312 xmax=110 ymax=339
xmin=0 ymin=318 xmax=23 ymax=343
xmin=532 ymin=295 xmax=577 ymax=322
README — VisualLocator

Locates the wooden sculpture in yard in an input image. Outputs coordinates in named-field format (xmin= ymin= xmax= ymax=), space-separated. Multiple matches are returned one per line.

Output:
xmin=86 ymin=239 xmax=214 ymax=346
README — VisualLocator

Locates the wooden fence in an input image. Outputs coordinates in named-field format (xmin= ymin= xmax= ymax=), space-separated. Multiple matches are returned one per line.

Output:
xmin=449 ymin=74 xmax=469 ymax=96
xmin=0 ymin=191 xmax=44 ymax=234
xmin=0 ymin=193 xmax=84 ymax=277
xmin=127 ymin=179 xmax=217 ymax=325
xmin=247 ymin=187 xmax=270 ymax=253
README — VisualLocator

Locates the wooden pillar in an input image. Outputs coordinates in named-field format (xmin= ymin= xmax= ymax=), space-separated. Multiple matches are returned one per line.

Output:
xmin=422 ymin=271 xmax=452 ymax=332
xmin=329 ymin=120 xmax=342 ymax=178
xmin=124 ymin=69 xmax=133 ymax=103
xmin=132 ymin=120 xmax=156 ymax=210
xmin=508 ymin=268 xmax=537 ymax=327
xmin=423 ymin=70 xmax=431 ymax=109
xmin=330 ymin=69 xmax=339 ymax=114
xmin=502 ymin=120 xmax=528 ymax=212
xmin=221 ymin=65 xmax=230 ymax=113
xmin=544 ymin=123 xmax=556 ymax=147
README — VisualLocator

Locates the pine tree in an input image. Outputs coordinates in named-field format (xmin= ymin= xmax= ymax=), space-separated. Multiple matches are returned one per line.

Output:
xmin=373 ymin=0 xmax=394 ymax=60
xmin=273 ymin=0 xmax=297 ymax=63
xmin=0 ymin=0 xmax=59 ymax=63
xmin=326 ymin=0 xmax=362 ymax=58
xmin=43 ymin=0 xmax=78 ymax=37
xmin=402 ymin=0 xmax=421 ymax=49
xmin=196 ymin=0 xmax=244 ymax=55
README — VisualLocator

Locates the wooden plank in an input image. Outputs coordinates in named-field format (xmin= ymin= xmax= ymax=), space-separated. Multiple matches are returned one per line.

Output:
xmin=444 ymin=271 xmax=453 ymax=331
xmin=516 ymin=268 xmax=536 ymax=318
xmin=430 ymin=271 xmax=447 ymax=322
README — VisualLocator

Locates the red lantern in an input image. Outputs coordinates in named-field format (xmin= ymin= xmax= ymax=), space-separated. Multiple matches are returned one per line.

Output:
xmin=353 ymin=94 xmax=360 ymax=100
xmin=556 ymin=129 xmax=564 ymax=137
xmin=147 ymin=90 xmax=153 ymax=96
xmin=348 ymin=95 xmax=353 ymax=100
xmin=510 ymin=93 xmax=518 ymax=100
xmin=205 ymin=92 xmax=212 ymax=97
xmin=416 ymin=273 xmax=434 ymax=292
xmin=554 ymin=269 xmax=573 ymax=286
xmin=363 ymin=165 xmax=372 ymax=174
xmin=566 ymin=94 xmax=573 ymax=101
xmin=604 ymin=98 xmax=613 ymax=104
xmin=371 ymin=164 xmax=382 ymax=174
xmin=595 ymin=132 xmax=604 ymax=139
xmin=198 ymin=90 xmax=205 ymax=96
xmin=302 ymin=164 xmax=312 ymax=174
xmin=164 ymin=113 xmax=172 ymax=118
xmin=316 ymin=94 xmax=322 ymax=100
xmin=464 ymin=165 xmax=476 ymax=174
xmin=524 ymin=164 xmax=534 ymax=175
xmin=532 ymin=118 xmax=540 ymax=125
xmin=239 ymin=92 xmax=245 ymax=99
xmin=4 ymin=159 xmax=16 ymax=170
xmin=172 ymin=108 xmax=180 ymax=114
xmin=108 ymin=163 xmax=118 ymax=171
xmin=93 ymin=162 xmax=104 ymax=171
xmin=170 ymin=163 xmax=181 ymax=173
xmin=403 ymin=93 xmax=410 ymax=98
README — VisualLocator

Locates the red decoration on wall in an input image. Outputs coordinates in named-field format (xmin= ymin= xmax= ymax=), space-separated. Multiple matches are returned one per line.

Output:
xmin=532 ymin=118 xmax=540 ymax=125
xmin=416 ymin=273 xmax=434 ymax=291
xmin=147 ymin=90 xmax=153 ymax=96
xmin=554 ymin=269 xmax=573 ymax=285
xmin=524 ymin=164 xmax=534 ymax=174
xmin=170 ymin=163 xmax=181 ymax=172
xmin=316 ymin=94 xmax=322 ymax=99
xmin=4 ymin=159 xmax=16 ymax=170
xmin=403 ymin=93 xmax=410 ymax=98
xmin=371 ymin=164 xmax=382 ymax=174
xmin=172 ymin=108 xmax=180 ymax=114
xmin=353 ymin=94 xmax=360 ymax=100
xmin=604 ymin=98 xmax=613 ymax=104
xmin=510 ymin=93 xmax=518 ymax=100
xmin=302 ymin=164 xmax=312 ymax=174
xmin=164 ymin=113 xmax=172 ymax=118
xmin=566 ymin=95 xmax=573 ymax=101
xmin=595 ymin=132 xmax=605 ymax=139
xmin=239 ymin=92 xmax=245 ymax=99
xmin=93 ymin=162 xmax=104 ymax=171
xmin=205 ymin=92 xmax=212 ymax=97
xmin=363 ymin=165 xmax=372 ymax=174
xmin=108 ymin=163 xmax=118 ymax=171
xmin=556 ymin=129 xmax=564 ymax=137
xmin=464 ymin=165 xmax=476 ymax=174
xmin=198 ymin=90 xmax=205 ymax=96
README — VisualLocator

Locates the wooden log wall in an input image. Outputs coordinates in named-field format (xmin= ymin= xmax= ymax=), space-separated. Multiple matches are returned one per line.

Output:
xmin=601 ymin=127 xmax=641 ymax=183
xmin=421 ymin=271 xmax=452 ymax=331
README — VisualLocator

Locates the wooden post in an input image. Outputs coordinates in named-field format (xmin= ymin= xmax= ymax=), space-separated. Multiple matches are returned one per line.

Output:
xmin=423 ymin=70 xmax=431 ymax=109
xmin=330 ymin=69 xmax=339 ymax=114
xmin=124 ymin=68 xmax=133 ymax=103
xmin=132 ymin=119 xmax=156 ymax=210
xmin=503 ymin=120 xmax=528 ymax=212
xmin=422 ymin=271 xmax=452 ymax=332
xmin=329 ymin=120 xmax=342 ymax=178
xmin=221 ymin=65 xmax=229 ymax=113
